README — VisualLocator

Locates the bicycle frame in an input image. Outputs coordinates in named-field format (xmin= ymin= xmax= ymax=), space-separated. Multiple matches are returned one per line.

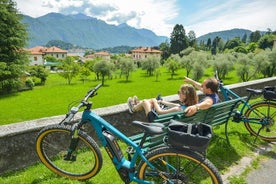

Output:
xmin=80 ymin=106 xmax=162 ymax=183
xmin=218 ymin=80 xmax=274 ymax=125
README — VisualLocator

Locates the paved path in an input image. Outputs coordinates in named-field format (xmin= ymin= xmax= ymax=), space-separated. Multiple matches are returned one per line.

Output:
xmin=221 ymin=142 xmax=275 ymax=184
xmin=246 ymin=158 xmax=276 ymax=184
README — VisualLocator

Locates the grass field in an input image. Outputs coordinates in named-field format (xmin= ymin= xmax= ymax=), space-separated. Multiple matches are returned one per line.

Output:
xmin=0 ymin=67 xmax=241 ymax=125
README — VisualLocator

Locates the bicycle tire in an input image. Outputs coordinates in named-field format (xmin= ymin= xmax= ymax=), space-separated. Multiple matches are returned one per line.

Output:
xmin=36 ymin=124 xmax=103 ymax=180
xmin=137 ymin=146 xmax=222 ymax=184
xmin=244 ymin=101 xmax=276 ymax=142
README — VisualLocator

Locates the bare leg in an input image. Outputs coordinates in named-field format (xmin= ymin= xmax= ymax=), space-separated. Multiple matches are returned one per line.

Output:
xmin=133 ymin=99 xmax=153 ymax=115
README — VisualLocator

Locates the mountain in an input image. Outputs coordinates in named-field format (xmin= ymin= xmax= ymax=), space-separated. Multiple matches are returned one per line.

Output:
xmin=196 ymin=28 xmax=252 ymax=43
xmin=22 ymin=13 xmax=168 ymax=49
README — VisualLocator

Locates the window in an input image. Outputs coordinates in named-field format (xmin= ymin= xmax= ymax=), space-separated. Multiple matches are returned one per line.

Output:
xmin=34 ymin=56 xmax=37 ymax=61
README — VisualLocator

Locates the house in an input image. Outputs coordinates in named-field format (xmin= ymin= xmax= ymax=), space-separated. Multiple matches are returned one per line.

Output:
xmin=85 ymin=51 xmax=111 ymax=60
xmin=27 ymin=46 xmax=67 ymax=66
xmin=273 ymin=38 xmax=276 ymax=48
xmin=131 ymin=47 xmax=161 ymax=60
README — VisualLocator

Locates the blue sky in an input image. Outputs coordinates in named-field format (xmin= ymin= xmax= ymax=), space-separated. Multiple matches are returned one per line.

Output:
xmin=14 ymin=0 xmax=276 ymax=37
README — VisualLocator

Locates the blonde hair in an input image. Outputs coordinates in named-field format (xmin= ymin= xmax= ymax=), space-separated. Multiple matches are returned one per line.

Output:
xmin=179 ymin=84 xmax=198 ymax=106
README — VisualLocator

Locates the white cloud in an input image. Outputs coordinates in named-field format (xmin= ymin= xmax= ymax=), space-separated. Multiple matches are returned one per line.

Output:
xmin=185 ymin=0 xmax=276 ymax=36
xmin=14 ymin=0 xmax=276 ymax=37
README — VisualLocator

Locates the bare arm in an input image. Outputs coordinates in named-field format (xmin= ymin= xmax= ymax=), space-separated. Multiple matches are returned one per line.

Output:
xmin=152 ymin=99 xmax=182 ymax=115
xmin=184 ymin=77 xmax=203 ymax=91
xmin=184 ymin=97 xmax=213 ymax=116
xmin=159 ymin=100 xmax=180 ymax=108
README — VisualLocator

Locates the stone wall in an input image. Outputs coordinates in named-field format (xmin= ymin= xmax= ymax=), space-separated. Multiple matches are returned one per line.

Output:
xmin=0 ymin=77 xmax=275 ymax=174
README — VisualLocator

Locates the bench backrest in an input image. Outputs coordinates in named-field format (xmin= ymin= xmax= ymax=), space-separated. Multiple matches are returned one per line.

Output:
xmin=154 ymin=97 xmax=246 ymax=126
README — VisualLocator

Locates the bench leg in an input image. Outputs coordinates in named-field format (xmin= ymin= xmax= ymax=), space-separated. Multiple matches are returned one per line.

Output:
xmin=225 ymin=121 xmax=231 ymax=145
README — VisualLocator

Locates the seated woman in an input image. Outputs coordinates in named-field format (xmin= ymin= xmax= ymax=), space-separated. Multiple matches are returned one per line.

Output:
xmin=127 ymin=84 xmax=198 ymax=122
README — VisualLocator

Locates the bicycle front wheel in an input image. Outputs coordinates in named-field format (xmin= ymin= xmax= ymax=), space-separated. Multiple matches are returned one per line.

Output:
xmin=244 ymin=101 xmax=276 ymax=142
xmin=137 ymin=146 xmax=222 ymax=184
xmin=36 ymin=125 xmax=103 ymax=180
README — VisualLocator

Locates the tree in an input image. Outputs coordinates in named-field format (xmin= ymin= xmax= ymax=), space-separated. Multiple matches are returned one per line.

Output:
xmin=170 ymin=24 xmax=189 ymax=54
xmin=164 ymin=57 xmax=180 ymax=79
xmin=258 ymin=34 xmax=276 ymax=50
xmin=79 ymin=66 xmax=91 ymax=83
xmin=211 ymin=36 xmax=221 ymax=55
xmin=236 ymin=53 xmax=256 ymax=82
xmin=28 ymin=65 xmax=49 ymax=85
xmin=212 ymin=54 xmax=234 ymax=80
xmin=58 ymin=56 xmax=80 ymax=84
xmin=141 ymin=56 xmax=160 ymax=76
xmin=242 ymin=33 xmax=247 ymax=43
xmin=187 ymin=30 xmax=196 ymax=47
xmin=118 ymin=57 xmax=135 ymax=81
xmin=0 ymin=0 xmax=29 ymax=94
xmin=249 ymin=30 xmax=261 ymax=43
xmin=224 ymin=37 xmax=243 ymax=50
xmin=192 ymin=63 xmax=204 ymax=81
xmin=206 ymin=38 xmax=212 ymax=50
xmin=159 ymin=41 xmax=170 ymax=62
xmin=266 ymin=49 xmax=276 ymax=77
xmin=93 ymin=59 xmax=114 ymax=85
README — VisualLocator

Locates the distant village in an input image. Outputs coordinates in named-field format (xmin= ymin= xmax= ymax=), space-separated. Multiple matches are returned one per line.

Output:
xmin=27 ymin=46 xmax=162 ymax=70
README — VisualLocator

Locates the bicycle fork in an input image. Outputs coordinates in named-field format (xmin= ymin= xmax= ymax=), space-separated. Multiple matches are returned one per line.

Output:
xmin=64 ymin=124 xmax=80 ymax=161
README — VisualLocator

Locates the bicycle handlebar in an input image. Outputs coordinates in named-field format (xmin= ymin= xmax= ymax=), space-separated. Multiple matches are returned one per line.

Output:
xmin=83 ymin=83 xmax=102 ymax=102
xmin=60 ymin=84 xmax=102 ymax=125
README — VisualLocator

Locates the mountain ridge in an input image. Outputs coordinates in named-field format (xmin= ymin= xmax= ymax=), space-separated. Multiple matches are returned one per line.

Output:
xmin=22 ymin=13 xmax=167 ymax=49
xmin=22 ymin=13 xmax=262 ymax=49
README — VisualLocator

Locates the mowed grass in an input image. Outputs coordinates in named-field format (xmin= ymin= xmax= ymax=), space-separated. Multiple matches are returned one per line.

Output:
xmin=0 ymin=67 xmax=233 ymax=125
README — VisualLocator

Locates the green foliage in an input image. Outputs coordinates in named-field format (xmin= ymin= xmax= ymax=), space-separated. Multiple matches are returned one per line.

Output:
xmin=164 ymin=57 xmax=180 ymax=79
xmin=28 ymin=65 xmax=49 ymax=85
xmin=236 ymin=53 xmax=256 ymax=82
xmin=79 ymin=66 xmax=91 ymax=83
xmin=141 ymin=56 xmax=160 ymax=76
xmin=93 ymin=59 xmax=114 ymax=85
xmin=159 ymin=41 xmax=171 ymax=61
xmin=46 ymin=40 xmax=78 ymax=50
xmin=249 ymin=30 xmax=262 ymax=43
xmin=170 ymin=24 xmax=189 ymax=54
xmin=117 ymin=57 xmax=135 ymax=81
xmin=25 ymin=78 xmax=34 ymax=89
xmin=212 ymin=53 xmax=235 ymax=79
xmin=258 ymin=34 xmax=276 ymax=49
xmin=58 ymin=56 xmax=81 ymax=84
xmin=0 ymin=0 xmax=29 ymax=94
xmin=224 ymin=37 xmax=243 ymax=50
xmin=44 ymin=55 xmax=59 ymax=62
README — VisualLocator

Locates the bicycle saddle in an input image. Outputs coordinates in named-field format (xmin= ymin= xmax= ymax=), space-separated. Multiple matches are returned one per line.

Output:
xmin=246 ymin=88 xmax=263 ymax=95
xmin=132 ymin=121 xmax=165 ymax=135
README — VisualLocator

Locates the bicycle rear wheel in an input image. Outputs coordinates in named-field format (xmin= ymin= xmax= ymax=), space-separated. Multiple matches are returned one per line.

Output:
xmin=36 ymin=125 xmax=103 ymax=180
xmin=244 ymin=101 xmax=276 ymax=142
xmin=137 ymin=146 xmax=222 ymax=184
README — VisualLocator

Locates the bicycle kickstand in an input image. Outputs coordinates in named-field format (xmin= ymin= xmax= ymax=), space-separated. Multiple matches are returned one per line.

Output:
xmin=253 ymin=125 xmax=264 ymax=144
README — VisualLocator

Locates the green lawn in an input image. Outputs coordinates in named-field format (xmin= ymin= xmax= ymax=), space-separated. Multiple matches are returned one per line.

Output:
xmin=0 ymin=67 xmax=239 ymax=125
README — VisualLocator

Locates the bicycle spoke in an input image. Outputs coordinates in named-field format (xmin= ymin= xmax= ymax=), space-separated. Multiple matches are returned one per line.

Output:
xmin=138 ymin=147 xmax=222 ymax=184
xmin=244 ymin=102 xmax=276 ymax=142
